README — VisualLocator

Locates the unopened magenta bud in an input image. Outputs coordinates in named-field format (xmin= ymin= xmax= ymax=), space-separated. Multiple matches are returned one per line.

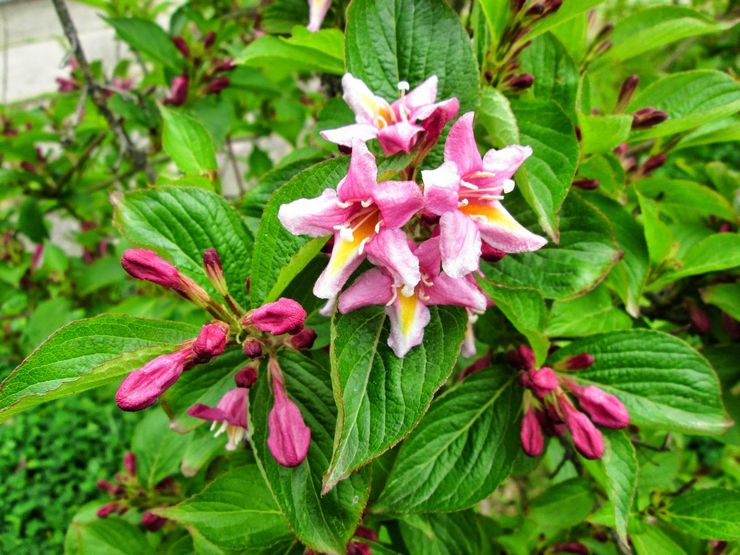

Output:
xmin=164 ymin=75 xmax=188 ymax=106
xmin=573 ymin=178 xmax=599 ymax=190
xmin=267 ymin=360 xmax=311 ymax=467
xmin=290 ymin=328 xmax=317 ymax=350
xmin=521 ymin=408 xmax=544 ymax=457
xmin=141 ymin=511 xmax=168 ymax=532
xmin=641 ymin=153 xmax=666 ymax=175
xmin=572 ymin=384 xmax=629 ymax=429
xmin=123 ymin=451 xmax=136 ymax=476
xmin=565 ymin=352 xmax=595 ymax=370
xmin=632 ymin=107 xmax=668 ymax=129
xmin=96 ymin=479 xmax=122 ymax=496
xmin=687 ymin=301 xmax=711 ymax=335
xmin=481 ymin=243 xmax=507 ymax=262
xmin=563 ymin=401 xmax=605 ymax=459
xmin=172 ymin=36 xmax=189 ymax=58
xmin=203 ymin=248 xmax=228 ymax=296
xmin=460 ymin=353 xmax=492 ymax=379
xmin=214 ymin=59 xmax=236 ymax=73
xmin=96 ymin=503 xmax=119 ymax=518
xmin=234 ymin=366 xmax=258 ymax=388
xmin=512 ymin=344 xmax=536 ymax=371
xmin=242 ymin=339 xmax=263 ymax=359
xmin=115 ymin=347 xmax=193 ymax=411
xmin=509 ymin=74 xmax=534 ymax=91
xmin=527 ymin=367 xmax=559 ymax=398
xmin=248 ymin=298 xmax=307 ymax=335
xmin=192 ymin=323 xmax=228 ymax=363
xmin=203 ymin=31 xmax=216 ymax=49
xmin=616 ymin=75 xmax=639 ymax=111
xmin=206 ymin=76 xmax=230 ymax=95
xmin=121 ymin=249 xmax=181 ymax=289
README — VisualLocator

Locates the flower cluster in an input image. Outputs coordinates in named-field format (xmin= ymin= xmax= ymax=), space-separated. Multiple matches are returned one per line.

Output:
xmin=511 ymin=345 xmax=630 ymax=460
xmin=118 ymin=247 xmax=314 ymax=467
xmin=279 ymin=74 xmax=547 ymax=357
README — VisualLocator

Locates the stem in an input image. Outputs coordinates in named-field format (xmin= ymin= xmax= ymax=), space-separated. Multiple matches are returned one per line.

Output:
xmin=226 ymin=137 xmax=246 ymax=195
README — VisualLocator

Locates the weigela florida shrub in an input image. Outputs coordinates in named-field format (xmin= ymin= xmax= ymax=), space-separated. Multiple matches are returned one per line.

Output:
xmin=1 ymin=0 xmax=738 ymax=553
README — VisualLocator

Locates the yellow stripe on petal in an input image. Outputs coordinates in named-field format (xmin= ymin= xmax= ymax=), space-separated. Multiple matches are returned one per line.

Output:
xmin=326 ymin=213 xmax=378 ymax=276
xmin=398 ymin=291 xmax=420 ymax=336
xmin=460 ymin=202 xmax=518 ymax=230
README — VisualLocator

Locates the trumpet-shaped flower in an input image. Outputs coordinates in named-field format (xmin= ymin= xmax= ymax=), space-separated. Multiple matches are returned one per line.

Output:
xmin=188 ymin=387 xmax=248 ymax=451
xmin=422 ymin=112 xmax=547 ymax=278
xmin=338 ymin=237 xmax=487 ymax=357
xmin=321 ymin=74 xmax=459 ymax=155
xmin=307 ymin=0 xmax=331 ymax=32
xmin=279 ymin=140 xmax=422 ymax=299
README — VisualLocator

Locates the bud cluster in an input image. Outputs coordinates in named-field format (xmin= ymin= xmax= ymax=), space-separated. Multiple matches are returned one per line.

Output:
xmin=513 ymin=345 xmax=629 ymax=460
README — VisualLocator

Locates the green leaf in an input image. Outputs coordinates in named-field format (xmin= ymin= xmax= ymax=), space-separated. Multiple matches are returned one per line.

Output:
xmin=578 ymin=114 xmax=633 ymax=155
xmin=480 ymin=193 xmax=619 ymax=300
xmin=603 ymin=7 xmax=733 ymax=63
xmin=398 ymin=512 xmax=494 ymax=555
xmin=658 ymin=488 xmax=740 ymax=541
xmin=651 ymin=233 xmax=740 ymax=288
xmin=76 ymin=256 xmax=126 ymax=296
xmin=631 ymin=527 xmax=687 ymax=555
xmin=345 ymin=0 xmax=479 ymax=113
xmin=132 ymin=410 xmax=190 ymax=489
xmin=106 ymin=17 xmax=183 ymax=71
xmin=0 ymin=315 xmax=196 ymax=421
xmin=520 ymin=33 xmax=579 ymax=122
xmin=675 ymin=117 xmax=740 ymax=151
xmin=701 ymin=283 xmax=740 ymax=320
xmin=477 ymin=88 xmax=519 ymax=147
xmin=550 ymin=330 xmax=728 ymax=435
xmin=477 ymin=284 xmax=549 ymax=365
xmin=155 ymin=466 xmax=294 ymax=553
xmin=65 ymin=515 xmax=155 ymax=555
xmin=250 ymin=158 xmax=347 ymax=306
xmin=239 ymin=27 xmax=344 ymax=75
xmin=18 ymin=197 xmax=48 ymax=242
xmin=577 ymin=154 xmax=625 ymax=200
xmin=527 ymin=0 xmax=605 ymax=40
xmin=250 ymin=351 xmax=371 ymax=554
xmin=478 ymin=0 xmax=510 ymax=50
xmin=546 ymin=285 xmax=632 ymax=337
xmin=160 ymin=107 xmax=218 ymax=182
xmin=511 ymin=100 xmax=579 ymax=240
xmin=324 ymin=306 xmax=468 ymax=492
xmin=375 ymin=368 xmax=519 ymax=513
xmin=116 ymin=186 xmax=253 ymax=307
xmin=528 ymin=478 xmax=596 ymax=530
xmin=628 ymin=70 xmax=740 ymax=141
xmin=635 ymin=177 xmax=737 ymax=222
xmin=584 ymin=430 xmax=637 ymax=539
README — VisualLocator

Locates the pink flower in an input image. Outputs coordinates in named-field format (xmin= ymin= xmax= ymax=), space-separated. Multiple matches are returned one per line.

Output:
xmin=192 ymin=323 xmax=228 ymax=363
xmin=249 ymin=298 xmax=307 ymax=335
xmin=164 ymin=75 xmax=188 ymax=106
xmin=116 ymin=346 xmax=194 ymax=411
xmin=188 ymin=388 xmax=248 ymax=450
xmin=421 ymin=112 xmax=547 ymax=278
xmin=338 ymin=236 xmax=487 ymax=357
xmin=321 ymin=74 xmax=459 ymax=156
xmin=307 ymin=0 xmax=331 ymax=32
xmin=267 ymin=359 xmax=311 ymax=467
xmin=121 ymin=248 xmax=181 ymax=289
xmin=279 ymin=141 xmax=423 ymax=299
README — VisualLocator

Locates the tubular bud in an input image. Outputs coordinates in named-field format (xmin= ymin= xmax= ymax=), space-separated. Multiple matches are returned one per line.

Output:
xmin=521 ymin=407 xmax=545 ymax=457
xmin=565 ymin=352 xmax=595 ymax=370
xmin=248 ymin=298 xmax=307 ymax=335
xmin=203 ymin=248 xmax=228 ymax=296
xmin=141 ymin=511 xmax=168 ymax=532
xmin=192 ymin=322 xmax=228 ymax=363
xmin=573 ymin=178 xmax=599 ymax=190
xmin=123 ymin=451 xmax=137 ymax=476
xmin=290 ymin=327 xmax=318 ymax=350
xmin=267 ymin=358 xmax=311 ymax=467
xmin=235 ymin=366 xmax=258 ymax=388
xmin=121 ymin=249 xmax=181 ymax=289
xmin=242 ymin=339 xmax=263 ymax=359
xmin=563 ymin=401 xmax=605 ymax=459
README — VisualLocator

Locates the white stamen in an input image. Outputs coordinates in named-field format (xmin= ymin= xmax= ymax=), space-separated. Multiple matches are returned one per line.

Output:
xmin=480 ymin=194 xmax=504 ymax=201
xmin=421 ymin=273 xmax=433 ymax=287
xmin=386 ymin=287 xmax=399 ymax=306
xmin=418 ymin=291 xmax=430 ymax=301
xmin=213 ymin=421 xmax=227 ymax=438
xmin=339 ymin=226 xmax=355 ymax=242
xmin=460 ymin=180 xmax=479 ymax=190
xmin=337 ymin=200 xmax=353 ymax=208
xmin=398 ymin=80 xmax=410 ymax=92
xmin=458 ymin=199 xmax=469 ymax=207
xmin=503 ymin=179 xmax=516 ymax=194
xmin=374 ymin=220 xmax=383 ymax=233
xmin=361 ymin=198 xmax=373 ymax=208
xmin=358 ymin=237 xmax=370 ymax=255
xmin=469 ymin=170 xmax=496 ymax=179
xmin=209 ymin=421 xmax=217 ymax=432
xmin=401 ymin=285 xmax=415 ymax=297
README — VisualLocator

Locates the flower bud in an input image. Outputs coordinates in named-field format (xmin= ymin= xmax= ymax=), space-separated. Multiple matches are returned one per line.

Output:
xmin=234 ymin=366 xmax=258 ymax=388
xmin=687 ymin=301 xmax=711 ymax=335
xmin=248 ymin=298 xmax=307 ymax=335
xmin=96 ymin=503 xmax=119 ymax=518
xmin=355 ymin=527 xmax=378 ymax=541
xmin=527 ymin=367 xmax=559 ymax=398
xmin=552 ymin=542 xmax=589 ymax=554
xmin=509 ymin=344 xmax=535 ymax=371
xmin=722 ymin=313 xmax=740 ymax=341
xmin=214 ymin=59 xmax=236 ymax=73
xmin=123 ymin=451 xmax=137 ymax=476
xmin=141 ymin=511 xmax=168 ymax=532
xmin=509 ymin=74 xmax=534 ymax=91
xmin=526 ymin=2 xmax=545 ymax=16
xmin=544 ymin=0 xmax=562 ymax=15
xmin=521 ymin=407 xmax=545 ymax=457
xmin=613 ymin=143 xmax=629 ymax=156
xmin=307 ymin=0 xmax=332 ymax=32
xmin=203 ymin=248 xmax=228 ymax=296
xmin=570 ymin=384 xmax=629 ymax=429
xmin=573 ymin=179 xmax=599 ymax=190
xmin=595 ymin=39 xmax=612 ymax=55
xmin=243 ymin=339 xmax=263 ymax=359
xmin=641 ymin=153 xmax=666 ymax=175
xmin=121 ymin=249 xmax=182 ymax=289
xmin=460 ymin=353 xmax=492 ymax=380
xmin=290 ymin=327 xmax=317 ymax=350
xmin=164 ymin=75 xmax=188 ymax=106
xmin=172 ymin=36 xmax=189 ymax=58
xmin=96 ymin=479 xmax=123 ymax=496
xmin=192 ymin=323 xmax=228 ymax=363
xmin=616 ymin=75 xmax=639 ymax=112
xmin=203 ymin=31 xmax=216 ymax=49
xmin=563 ymin=401 xmax=605 ymax=459
xmin=56 ymin=77 xmax=78 ymax=93
xmin=116 ymin=347 xmax=193 ymax=411
xmin=267 ymin=361 xmax=311 ymax=467
xmin=565 ymin=352 xmax=595 ymax=370
xmin=205 ymin=76 xmax=230 ymax=95
xmin=481 ymin=243 xmax=507 ymax=262
xmin=632 ymin=107 xmax=668 ymax=129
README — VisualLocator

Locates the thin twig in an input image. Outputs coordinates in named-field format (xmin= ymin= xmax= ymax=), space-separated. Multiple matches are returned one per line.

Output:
xmin=226 ymin=136 xmax=246 ymax=195
xmin=50 ymin=0 xmax=155 ymax=182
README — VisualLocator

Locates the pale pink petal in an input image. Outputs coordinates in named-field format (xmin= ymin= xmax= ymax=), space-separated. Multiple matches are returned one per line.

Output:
xmin=421 ymin=162 xmax=461 ymax=215
xmin=439 ymin=210 xmax=481 ymax=278
xmin=399 ymin=75 xmax=438 ymax=113
xmin=338 ymin=268 xmax=393 ymax=313
xmin=386 ymin=294 xmax=431 ymax=357
xmin=377 ymin=121 xmax=424 ymax=155
xmin=307 ymin=0 xmax=332 ymax=32
xmin=278 ymin=189 xmax=354 ymax=237
xmin=415 ymin=97 xmax=460 ymax=145
xmin=444 ymin=112 xmax=482 ymax=176
xmin=313 ymin=232 xmax=367 ymax=299
xmin=342 ymin=73 xmax=391 ymax=126
xmin=482 ymin=145 xmax=532 ymax=181
xmin=320 ymin=123 xmax=378 ymax=147
xmin=461 ymin=320 xmax=477 ymax=358
xmin=426 ymin=272 xmax=487 ymax=312
xmin=372 ymin=179 xmax=423 ymax=228
xmin=414 ymin=236 xmax=442 ymax=278
xmin=467 ymin=201 xmax=548 ymax=253
xmin=365 ymin=229 xmax=420 ymax=295
xmin=336 ymin=140 xmax=378 ymax=203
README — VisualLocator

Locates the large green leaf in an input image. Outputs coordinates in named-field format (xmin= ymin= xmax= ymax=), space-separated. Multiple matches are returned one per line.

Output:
xmin=701 ymin=283 xmax=740 ymax=321
xmin=511 ymin=100 xmax=579 ymax=240
xmin=398 ymin=512 xmax=495 ymax=555
xmin=578 ymin=114 xmax=633 ymax=155
xmin=528 ymin=478 xmax=596 ymax=530
xmin=550 ymin=330 xmax=728 ymax=435
xmin=526 ymin=0 xmax=605 ymax=41
xmin=250 ymin=351 xmax=371 ymax=554
xmin=250 ymin=158 xmax=347 ymax=306
xmin=155 ymin=466 xmax=294 ymax=553
xmin=345 ymin=0 xmax=479 ymax=113
xmin=477 ymin=88 xmax=519 ymax=147
xmin=628 ymin=70 xmax=740 ymax=141
xmin=0 ymin=315 xmax=196 ymax=421
xmin=658 ymin=488 xmax=740 ymax=541
xmin=546 ymin=285 xmax=632 ymax=338
xmin=323 ymin=306 xmax=467 ymax=492
xmin=132 ymin=410 xmax=190 ymax=489
xmin=480 ymin=193 xmax=619 ymax=300
xmin=635 ymin=177 xmax=737 ymax=222
xmin=374 ymin=368 xmax=519 ymax=513
xmin=239 ymin=28 xmax=344 ymax=75
xmin=650 ymin=233 xmax=740 ymax=289
xmin=106 ymin=17 xmax=183 ymax=71
xmin=160 ymin=107 xmax=218 ymax=184
xmin=603 ymin=7 xmax=733 ymax=63
xmin=65 ymin=513 xmax=155 ymax=555
xmin=116 ymin=186 xmax=253 ymax=307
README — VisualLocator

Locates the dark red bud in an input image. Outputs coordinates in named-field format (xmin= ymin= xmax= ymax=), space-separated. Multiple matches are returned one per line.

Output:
xmin=509 ymin=73 xmax=534 ymax=91
xmin=204 ymin=31 xmax=216 ymax=49
xmin=460 ymin=353 xmax=492 ymax=379
xmin=552 ymin=542 xmax=589 ymax=554
xmin=172 ymin=36 xmax=189 ymax=58
xmin=141 ymin=511 xmax=168 ymax=532
xmin=616 ymin=74 xmax=639 ymax=111
xmin=544 ymin=0 xmax=563 ymax=15
xmin=722 ymin=313 xmax=740 ymax=341
xmin=719 ymin=223 xmax=732 ymax=233
xmin=203 ymin=248 xmax=228 ymax=295
xmin=243 ymin=339 xmax=263 ymax=359
xmin=164 ymin=75 xmax=188 ymax=106
xmin=596 ymin=23 xmax=614 ymax=41
xmin=521 ymin=408 xmax=545 ymax=457
xmin=573 ymin=179 xmax=599 ymax=190
xmin=20 ymin=161 xmax=36 ymax=173
xmin=214 ymin=59 xmax=237 ymax=73
xmin=123 ymin=451 xmax=136 ymax=476
xmin=205 ymin=76 xmax=230 ymax=95
xmin=575 ymin=125 xmax=582 ymax=142
xmin=613 ymin=143 xmax=629 ymax=156
xmin=632 ymin=107 xmax=668 ymax=129
xmin=641 ymin=153 xmax=666 ymax=175
xmin=290 ymin=327 xmax=317 ymax=350
xmin=481 ymin=243 xmax=507 ymax=262
xmin=355 ymin=527 xmax=378 ymax=542
xmin=234 ymin=366 xmax=258 ymax=388
xmin=687 ymin=301 xmax=711 ymax=335
xmin=96 ymin=503 xmax=119 ymax=518
xmin=596 ymin=40 xmax=612 ymax=55
xmin=526 ymin=3 xmax=545 ymax=16
xmin=565 ymin=353 xmax=595 ymax=370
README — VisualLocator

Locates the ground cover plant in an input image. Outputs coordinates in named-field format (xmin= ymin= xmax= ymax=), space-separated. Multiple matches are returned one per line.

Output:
xmin=0 ymin=0 xmax=738 ymax=553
